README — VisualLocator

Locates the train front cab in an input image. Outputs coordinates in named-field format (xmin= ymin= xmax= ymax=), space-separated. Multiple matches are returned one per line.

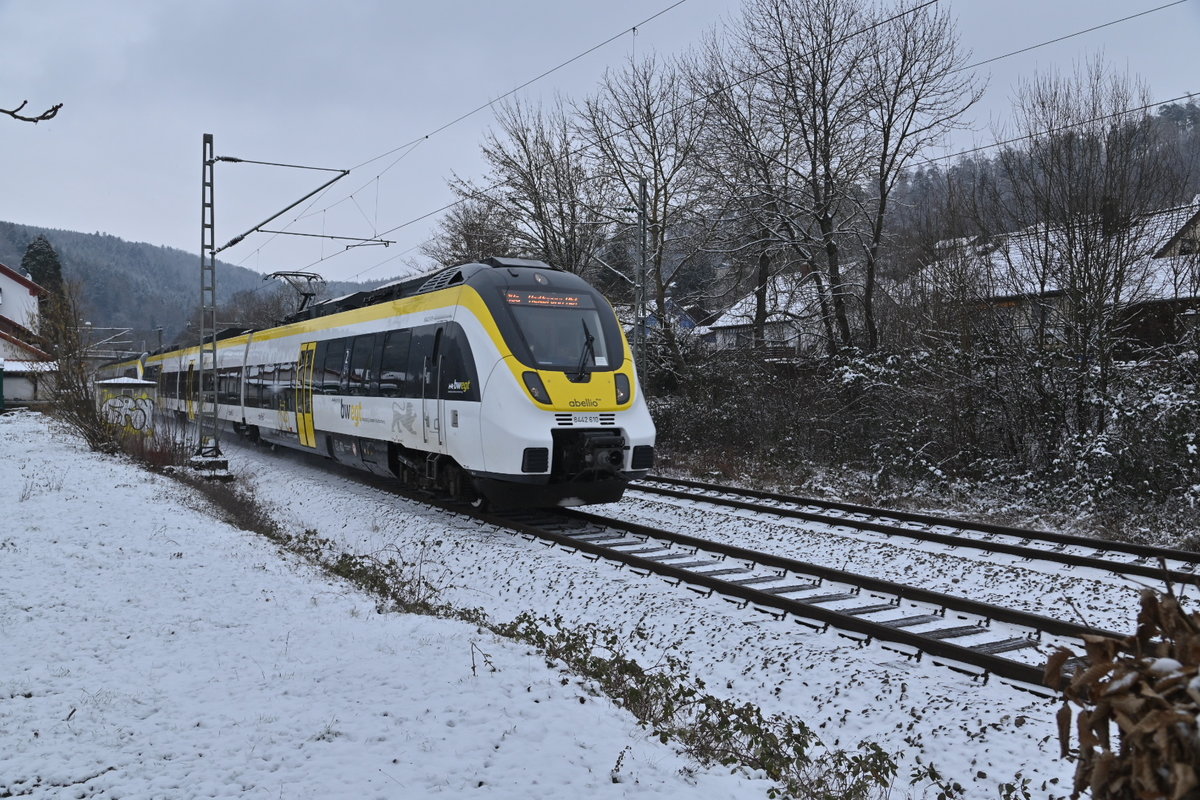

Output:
xmin=465 ymin=264 xmax=655 ymax=509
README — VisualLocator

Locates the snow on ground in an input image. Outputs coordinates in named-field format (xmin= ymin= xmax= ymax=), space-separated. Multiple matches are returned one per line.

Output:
xmin=233 ymin=436 xmax=1127 ymax=798
xmin=0 ymin=411 xmax=770 ymax=799
xmin=4 ymin=409 xmax=1161 ymax=798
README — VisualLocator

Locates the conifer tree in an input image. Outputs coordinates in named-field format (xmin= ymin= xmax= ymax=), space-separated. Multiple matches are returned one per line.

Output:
xmin=21 ymin=234 xmax=64 ymax=295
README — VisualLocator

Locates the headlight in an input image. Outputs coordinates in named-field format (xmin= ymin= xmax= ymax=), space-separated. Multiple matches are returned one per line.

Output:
xmin=615 ymin=373 xmax=631 ymax=405
xmin=523 ymin=371 xmax=552 ymax=404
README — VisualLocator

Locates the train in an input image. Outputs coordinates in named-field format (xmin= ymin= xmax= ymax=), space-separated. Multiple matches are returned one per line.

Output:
xmin=99 ymin=257 xmax=656 ymax=509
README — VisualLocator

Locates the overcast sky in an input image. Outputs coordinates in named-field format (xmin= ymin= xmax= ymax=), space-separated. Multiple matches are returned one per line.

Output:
xmin=1 ymin=0 xmax=1196 ymax=285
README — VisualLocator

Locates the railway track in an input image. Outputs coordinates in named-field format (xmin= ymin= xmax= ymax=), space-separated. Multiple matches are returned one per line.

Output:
xmin=474 ymin=504 xmax=1122 ymax=695
xmin=231 ymin=442 xmax=1154 ymax=694
xmin=629 ymin=475 xmax=1200 ymax=585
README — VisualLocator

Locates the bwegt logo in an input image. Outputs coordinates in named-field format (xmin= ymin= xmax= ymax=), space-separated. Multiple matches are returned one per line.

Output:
xmin=339 ymin=400 xmax=364 ymax=426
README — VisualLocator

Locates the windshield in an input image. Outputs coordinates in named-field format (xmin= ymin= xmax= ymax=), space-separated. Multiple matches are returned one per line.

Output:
xmin=503 ymin=290 xmax=612 ymax=370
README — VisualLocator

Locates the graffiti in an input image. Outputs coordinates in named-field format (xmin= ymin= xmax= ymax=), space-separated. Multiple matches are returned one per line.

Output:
xmin=102 ymin=394 xmax=154 ymax=432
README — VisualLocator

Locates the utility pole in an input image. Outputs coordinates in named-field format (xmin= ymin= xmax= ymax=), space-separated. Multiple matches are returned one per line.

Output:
xmin=636 ymin=177 xmax=647 ymax=370
xmin=195 ymin=133 xmax=222 ymax=461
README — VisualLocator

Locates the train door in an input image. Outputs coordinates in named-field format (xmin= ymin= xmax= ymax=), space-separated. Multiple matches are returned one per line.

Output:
xmin=421 ymin=326 xmax=444 ymax=447
xmin=296 ymin=342 xmax=317 ymax=448
xmin=185 ymin=363 xmax=197 ymax=420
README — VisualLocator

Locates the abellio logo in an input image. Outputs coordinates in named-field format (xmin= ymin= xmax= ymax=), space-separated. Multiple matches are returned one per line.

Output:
xmin=568 ymin=399 xmax=600 ymax=408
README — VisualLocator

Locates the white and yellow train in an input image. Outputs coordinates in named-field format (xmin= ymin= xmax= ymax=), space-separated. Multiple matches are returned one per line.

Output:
xmin=100 ymin=257 xmax=656 ymax=508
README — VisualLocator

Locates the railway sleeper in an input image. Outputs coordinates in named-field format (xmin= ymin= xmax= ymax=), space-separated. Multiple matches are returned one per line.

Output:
xmin=876 ymin=613 xmax=945 ymax=629
xmin=623 ymin=547 xmax=671 ymax=557
xmin=923 ymin=624 xmax=990 ymax=640
xmin=641 ymin=552 xmax=695 ymax=562
xmin=803 ymin=592 xmax=859 ymax=603
xmin=568 ymin=533 xmax=630 ymax=544
xmin=698 ymin=567 xmax=752 ymax=578
xmin=668 ymin=560 xmax=721 ymax=570
xmin=840 ymin=602 xmax=901 ymax=616
xmin=759 ymin=582 xmax=821 ymax=595
xmin=971 ymin=637 xmax=1039 ymax=655
xmin=726 ymin=575 xmax=787 ymax=587
xmin=605 ymin=539 xmax=651 ymax=549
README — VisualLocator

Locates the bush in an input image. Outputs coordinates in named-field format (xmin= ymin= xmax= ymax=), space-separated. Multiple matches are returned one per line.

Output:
xmin=1046 ymin=588 xmax=1200 ymax=800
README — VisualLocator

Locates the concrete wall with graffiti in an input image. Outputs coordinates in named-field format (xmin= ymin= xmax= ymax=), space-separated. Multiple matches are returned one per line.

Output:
xmin=96 ymin=378 xmax=157 ymax=435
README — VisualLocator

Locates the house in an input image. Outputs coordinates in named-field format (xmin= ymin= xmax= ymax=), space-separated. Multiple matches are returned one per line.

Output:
xmin=0 ymin=262 xmax=53 ymax=406
xmin=704 ymin=265 xmax=871 ymax=356
xmin=908 ymin=198 xmax=1200 ymax=349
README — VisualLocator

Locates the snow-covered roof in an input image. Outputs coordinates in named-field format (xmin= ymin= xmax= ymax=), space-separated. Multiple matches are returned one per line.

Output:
xmin=915 ymin=200 xmax=1200 ymax=304
xmin=0 ymin=358 xmax=57 ymax=374
xmin=96 ymin=376 xmax=156 ymax=385
xmin=709 ymin=272 xmax=826 ymax=330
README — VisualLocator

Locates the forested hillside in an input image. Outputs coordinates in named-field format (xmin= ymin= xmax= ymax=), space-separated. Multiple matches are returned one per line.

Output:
xmin=0 ymin=221 xmax=373 ymax=346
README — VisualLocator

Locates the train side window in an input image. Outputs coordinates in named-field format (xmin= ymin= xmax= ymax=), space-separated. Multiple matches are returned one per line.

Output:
xmin=347 ymin=334 xmax=374 ymax=395
xmin=321 ymin=340 xmax=346 ymax=394
xmin=217 ymin=367 xmax=235 ymax=404
xmin=245 ymin=365 xmax=262 ymax=408
xmin=262 ymin=363 xmax=277 ymax=409
xmin=378 ymin=329 xmax=411 ymax=397
xmin=276 ymin=362 xmax=296 ymax=411
xmin=440 ymin=324 xmax=480 ymax=401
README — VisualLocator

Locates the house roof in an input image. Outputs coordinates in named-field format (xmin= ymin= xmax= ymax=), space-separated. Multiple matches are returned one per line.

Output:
xmin=0 ymin=330 xmax=52 ymax=360
xmin=709 ymin=272 xmax=826 ymax=330
xmin=0 ymin=358 xmax=57 ymax=374
xmin=0 ymin=262 xmax=45 ymax=295
xmin=916 ymin=199 xmax=1200 ymax=304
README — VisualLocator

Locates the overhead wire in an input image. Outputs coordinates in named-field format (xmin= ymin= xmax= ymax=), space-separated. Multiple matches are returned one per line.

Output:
xmin=345 ymin=0 xmax=1193 ymax=280
xmin=345 ymin=0 xmax=693 ymax=174
xmin=235 ymin=0 xmax=698 ymax=281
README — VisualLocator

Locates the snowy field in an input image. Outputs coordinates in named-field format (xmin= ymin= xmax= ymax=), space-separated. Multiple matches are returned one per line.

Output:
xmin=1 ymin=409 xmax=1162 ymax=797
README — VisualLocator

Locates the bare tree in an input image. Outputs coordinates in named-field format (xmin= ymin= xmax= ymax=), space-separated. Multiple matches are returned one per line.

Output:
xmin=421 ymin=197 xmax=518 ymax=267
xmin=981 ymin=59 xmax=1184 ymax=432
xmin=578 ymin=53 xmax=715 ymax=371
xmin=695 ymin=0 xmax=977 ymax=353
xmin=40 ymin=283 xmax=117 ymax=452
xmin=2 ymin=99 xmax=61 ymax=123
xmin=856 ymin=2 xmax=981 ymax=349
xmin=455 ymin=97 xmax=614 ymax=275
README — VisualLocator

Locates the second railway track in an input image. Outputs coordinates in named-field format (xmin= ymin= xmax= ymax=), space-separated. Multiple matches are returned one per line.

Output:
xmin=628 ymin=475 xmax=1200 ymax=585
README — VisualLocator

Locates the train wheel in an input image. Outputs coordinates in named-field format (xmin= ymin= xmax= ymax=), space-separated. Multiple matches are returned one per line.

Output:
xmin=445 ymin=462 xmax=486 ymax=510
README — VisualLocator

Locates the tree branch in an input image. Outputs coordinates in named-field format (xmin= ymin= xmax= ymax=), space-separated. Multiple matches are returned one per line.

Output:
xmin=2 ymin=99 xmax=63 ymax=123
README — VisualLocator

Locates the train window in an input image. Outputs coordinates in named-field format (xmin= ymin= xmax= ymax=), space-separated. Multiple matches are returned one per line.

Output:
xmin=439 ymin=325 xmax=480 ymax=401
xmin=347 ymin=335 xmax=374 ymax=395
xmin=277 ymin=362 xmax=296 ymax=412
xmin=509 ymin=303 xmax=611 ymax=371
xmin=262 ymin=364 xmax=279 ymax=409
xmin=378 ymin=330 xmax=411 ymax=397
xmin=244 ymin=365 xmax=262 ymax=408
xmin=321 ymin=340 xmax=347 ymax=394
xmin=218 ymin=367 xmax=241 ymax=405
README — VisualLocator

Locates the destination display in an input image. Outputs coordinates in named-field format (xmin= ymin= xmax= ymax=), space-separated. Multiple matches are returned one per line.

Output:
xmin=504 ymin=290 xmax=591 ymax=308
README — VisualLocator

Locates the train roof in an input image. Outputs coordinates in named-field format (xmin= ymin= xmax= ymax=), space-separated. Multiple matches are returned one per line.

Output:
xmin=115 ymin=257 xmax=568 ymax=366
xmin=278 ymin=256 xmax=562 ymax=325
